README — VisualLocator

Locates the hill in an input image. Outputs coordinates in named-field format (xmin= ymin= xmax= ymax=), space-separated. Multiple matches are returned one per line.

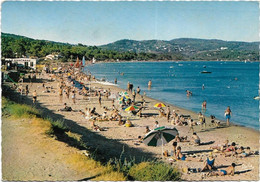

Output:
xmin=1 ymin=32 xmax=259 ymax=61
xmin=100 ymin=38 xmax=259 ymax=61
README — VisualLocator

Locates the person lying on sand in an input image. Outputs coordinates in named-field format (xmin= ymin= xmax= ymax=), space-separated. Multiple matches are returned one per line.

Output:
xmin=173 ymin=134 xmax=189 ymax=143
xmin=58 ymin=103 xmax=72 ymax=112
xmin=210 ymin=140 xmax=229 ymax=151
xmin=208 ymin=163 xmax=235 ymax=176
xmin=175 ymin=146 xmax=202 ymax=161
xmin=222 ymin=142 xmax=236 ymax=155
xmin=91 ymin=120 xmax=106 ymax=131
xmin=236 ymin=147 xmax=253 ymax=158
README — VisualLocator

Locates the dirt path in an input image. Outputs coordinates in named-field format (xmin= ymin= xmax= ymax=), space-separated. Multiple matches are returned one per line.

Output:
xmin=2 ymin=117 xmax=92 ymax=181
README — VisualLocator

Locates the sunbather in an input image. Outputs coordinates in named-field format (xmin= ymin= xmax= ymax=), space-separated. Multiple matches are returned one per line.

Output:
xmin=208 ymin=163 xmax=235 ymax=176
xmin=200 ymin=152 xmax=216 ymax=172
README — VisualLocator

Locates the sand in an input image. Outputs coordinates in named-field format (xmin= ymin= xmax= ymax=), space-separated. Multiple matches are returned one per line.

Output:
xmin=4 ymin=68 xmax=259 ymax=181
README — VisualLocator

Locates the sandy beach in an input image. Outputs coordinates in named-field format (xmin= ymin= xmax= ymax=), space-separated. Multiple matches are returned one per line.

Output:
xmin=3 ymin=65 xmax=259 ymax=181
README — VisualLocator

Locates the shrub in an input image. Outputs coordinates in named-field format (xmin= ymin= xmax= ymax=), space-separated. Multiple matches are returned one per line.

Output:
xmin=2 ymin=97 xmax=40 ymax=118
xmin=128 ymin=161 xmax=181 ymax=181
xmin=45 ymin=117 xmax=69 ymax=135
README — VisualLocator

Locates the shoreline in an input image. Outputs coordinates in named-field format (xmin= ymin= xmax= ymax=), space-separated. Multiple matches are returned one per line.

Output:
xmin=84 ymin=63 xmax=259 ymax=133
xmin=91 ymin=79 xmax=259 ymax=134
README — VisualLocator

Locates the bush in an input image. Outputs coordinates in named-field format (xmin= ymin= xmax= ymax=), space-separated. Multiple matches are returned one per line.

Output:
xmin=2 ymin=97 xmax=40 ymax=118
xmin=45 ymin=117 xmax=69 ymax=135
xmin=128 ymin=161 xmax=181 ymax=181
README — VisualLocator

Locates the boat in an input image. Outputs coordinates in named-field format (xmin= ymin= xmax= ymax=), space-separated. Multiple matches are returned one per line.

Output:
xmin=92 ymin=57 xmax=96 ymax=64
xmin=201 ymin=71 xmax=212 ymax=74
xmin=254 ymin=96 xmax=260 ymax=100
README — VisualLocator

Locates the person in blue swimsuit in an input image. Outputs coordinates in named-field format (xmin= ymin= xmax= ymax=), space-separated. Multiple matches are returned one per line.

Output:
xmin=201 ymin=152 xmax=215 ymax=172
xmin=208 ymin=163 xmax=235 ymax=176
xmin=224 ymin=106 xmax=232 ymax=126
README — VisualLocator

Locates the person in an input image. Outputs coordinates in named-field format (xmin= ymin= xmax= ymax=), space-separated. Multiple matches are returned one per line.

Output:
xmin=201 ymin=152 xmax=215 ymax=172
xmin=166 ymin=105 xmax=171 ymax=122
xmin=137 ymin=86 xmax=141 ymax=95
xmin=187 ymin=117 xmax=195 ymax=133
xmin=32 ymin=90 xmax=37 ymax=104
xmin=59 ymin=103 xmax=72 ymax=112
xmin=25 ymin=85 xmax=29 ymax=96
xmin=98 ymin=93 xmax=102 ymax=106
xmin=208 ymin=163 xmax=235 ymax=176
xmin=202 ymin=84 xmax=205 ymax=90
xmin=132 ymin=89 xmax=136 ymax=103
xmin=71 ymin=90 xmax=76 ymax=104
xmin=114 ymin=78 xmax=117 ymax=84
xmin=224 ymin=106 xmax=232 ymax=126
xmin=59 ymin=87 xmax=63 ymax=103
xmin=202 ymin=100 xmax=207 ymax=110
xmin=172 ymin=142 xmax=178 ymax=158
xmin=145 ymin=126 xmax=151 ymax=133
xmin=127 ymin=82 xmax=130 ymax=91
xmin=154 ymin=121 xmax=160 ymax=128
xmin=125 ymin=117 xmax=133 ymax=127
xmin=176 ymin=146 xmax=186 ymax=161
xmin=148 ymin=80 xmax=152 ymax=89
xmin=192 ymin=132 xmax=200 ymax=145
xmin=198 ymin=112 xmax=206 ymax=129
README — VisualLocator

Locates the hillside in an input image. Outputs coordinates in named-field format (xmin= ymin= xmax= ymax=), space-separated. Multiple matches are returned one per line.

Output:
xmin=100 ymin=38 xmax=259 ymax=61
xmin=1 ymin=32 xmax=259 ymax=61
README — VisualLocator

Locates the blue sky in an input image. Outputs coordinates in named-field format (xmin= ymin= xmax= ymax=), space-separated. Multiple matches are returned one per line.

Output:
xmin=1 ymin=1 xmax=259 ymax=45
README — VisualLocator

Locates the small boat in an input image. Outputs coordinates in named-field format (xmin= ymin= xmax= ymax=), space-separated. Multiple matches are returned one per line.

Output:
xmin=92 ymin=57 xmax=96 ymax=64
xmin=170 ymin=66 xmax=174 ymax=68
xmin=201 ymin=71 xmax=212 ymax=74
xmin=254 ymin=96 xmax=260 ymax=100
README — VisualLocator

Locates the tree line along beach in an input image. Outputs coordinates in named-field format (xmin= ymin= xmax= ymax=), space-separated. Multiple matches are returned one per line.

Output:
xmin=2 ymin=60 xmax=259 ymax=181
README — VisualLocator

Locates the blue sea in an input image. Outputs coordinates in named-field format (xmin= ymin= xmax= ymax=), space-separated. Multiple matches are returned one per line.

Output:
xmin=85 ymin=61 xmax=259 ymax=130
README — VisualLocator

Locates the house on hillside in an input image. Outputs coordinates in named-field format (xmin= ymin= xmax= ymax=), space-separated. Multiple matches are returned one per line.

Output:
xmin=45 ymin=53 xmax=62 ymax=60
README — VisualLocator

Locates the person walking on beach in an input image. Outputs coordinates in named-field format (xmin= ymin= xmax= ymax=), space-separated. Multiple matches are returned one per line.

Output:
xmin=71 ymin=90 xmax=76 ymax=104
xmin=32 ymin=90 xmax=37 ymax=104
xmin=59 ymin=87 xmax=63 ymax=103
xmin=225 ymin=106 xmax=232 ymax=126
xmin=166 ymin=105 xmax=171 ymax=122
xmin=98 ymin=91 xmax=102 ymax=106
xmin=198 ymin=112 xmax=206 ymax=130
xmin=25 ymin=85 xmax=29 ymax=96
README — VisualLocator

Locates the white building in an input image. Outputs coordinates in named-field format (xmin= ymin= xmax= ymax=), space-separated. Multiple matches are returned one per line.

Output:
xmin=5 ymin=58 xmax=37 ymax=70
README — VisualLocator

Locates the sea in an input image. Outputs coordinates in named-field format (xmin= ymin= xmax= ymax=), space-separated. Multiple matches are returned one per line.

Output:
xmin=85 ymin=61 xmax=259 ymax=130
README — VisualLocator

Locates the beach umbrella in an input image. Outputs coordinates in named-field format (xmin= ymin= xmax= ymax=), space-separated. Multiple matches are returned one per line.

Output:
xmin=154 ymin=103 xmax=166 ymax=108
xmin=118 ymin=96 xmax=129 ymax=101
xmin=119 ymin=91 xmax=129 ymax=96
xmin=124 ymin=105 xmax=139 ymax=111
xmin=143 ymin=126 xmax=178 ymax=157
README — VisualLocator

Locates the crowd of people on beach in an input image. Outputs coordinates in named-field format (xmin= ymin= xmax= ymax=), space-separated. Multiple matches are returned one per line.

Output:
xmin=13 ymin=62 xmax=256 ymax=180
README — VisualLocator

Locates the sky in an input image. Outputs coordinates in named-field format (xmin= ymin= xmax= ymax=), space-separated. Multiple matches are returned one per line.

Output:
xmin=1 ymin=1 xmax=259 ymax=45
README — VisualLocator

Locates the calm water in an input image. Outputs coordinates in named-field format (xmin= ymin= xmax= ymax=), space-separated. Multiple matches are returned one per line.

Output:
xmin=85 ymin=61 xmax=259 ymax=130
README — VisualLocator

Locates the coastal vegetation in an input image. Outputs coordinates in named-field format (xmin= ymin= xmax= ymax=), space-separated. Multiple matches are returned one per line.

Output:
xmin=2 ymin=32 xmax=258 ymax=62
